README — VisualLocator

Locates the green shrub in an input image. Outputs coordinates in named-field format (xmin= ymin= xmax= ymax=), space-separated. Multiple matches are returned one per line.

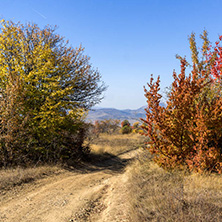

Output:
xmin=121 ymin=125 xmax=132 ymax=134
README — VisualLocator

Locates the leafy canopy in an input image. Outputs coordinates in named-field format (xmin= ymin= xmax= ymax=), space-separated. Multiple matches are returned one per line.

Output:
xmin=0 ymin=20 xmax=106 ymax=128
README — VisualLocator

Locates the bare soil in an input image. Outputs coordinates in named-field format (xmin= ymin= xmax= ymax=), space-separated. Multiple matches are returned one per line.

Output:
xmin=0 ymin=149 xmax=138 ymax=222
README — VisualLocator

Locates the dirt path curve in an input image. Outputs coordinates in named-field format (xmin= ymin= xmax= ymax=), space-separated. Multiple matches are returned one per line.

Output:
xmin=0 ymin=149 xmax=139 ymax=222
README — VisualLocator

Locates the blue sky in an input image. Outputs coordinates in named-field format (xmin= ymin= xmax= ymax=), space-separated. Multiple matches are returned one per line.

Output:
xmin=1 ymin=0 xmax=222 ymax=109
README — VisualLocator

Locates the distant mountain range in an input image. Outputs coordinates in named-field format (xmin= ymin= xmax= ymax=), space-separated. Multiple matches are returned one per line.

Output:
xmin=86 ymin=103 xmax=166 ymax=124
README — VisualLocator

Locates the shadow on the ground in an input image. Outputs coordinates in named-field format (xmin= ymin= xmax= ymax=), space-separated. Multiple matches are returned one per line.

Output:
xmin=64 ymin=149 xmax=137 ymax=175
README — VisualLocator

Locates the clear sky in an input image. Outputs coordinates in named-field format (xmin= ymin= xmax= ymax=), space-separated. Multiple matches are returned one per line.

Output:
xmin=1 ymin=0 xmax=222 ymax=109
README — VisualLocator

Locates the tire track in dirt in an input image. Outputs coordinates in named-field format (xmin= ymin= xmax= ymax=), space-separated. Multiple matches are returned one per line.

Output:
xmin=0 ymin=149 xmax=139 ymax=222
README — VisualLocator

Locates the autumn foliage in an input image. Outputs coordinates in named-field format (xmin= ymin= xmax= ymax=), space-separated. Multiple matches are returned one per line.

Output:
xmin=120 ymin=120 xmax=132 ymax=134
xmin=141 ymin=32 xmax=222 ymax=173
xmin=0 ymin=20 xmax=106 ymax=167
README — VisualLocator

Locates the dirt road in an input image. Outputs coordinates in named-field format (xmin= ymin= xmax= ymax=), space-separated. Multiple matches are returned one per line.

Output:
xmin=0 ymin=149 xmax=138 ymax=222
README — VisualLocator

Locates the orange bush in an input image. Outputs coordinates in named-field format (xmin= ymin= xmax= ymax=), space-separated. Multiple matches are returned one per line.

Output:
xmin=141 ymin=33 xmax=222 ymax=173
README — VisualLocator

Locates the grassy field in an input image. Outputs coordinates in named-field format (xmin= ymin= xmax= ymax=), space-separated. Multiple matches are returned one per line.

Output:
xmin=90 ymin=133 xmax=146 ymax=156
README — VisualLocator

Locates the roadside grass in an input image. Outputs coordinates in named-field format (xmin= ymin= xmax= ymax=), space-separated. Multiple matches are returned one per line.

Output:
xmin=129 ymin=151 xmax=222 ymax=222
xmin=0 ymin=165 xmax=63 ymax=191
xmin=90 ymin=133 xmax=146 ymax=156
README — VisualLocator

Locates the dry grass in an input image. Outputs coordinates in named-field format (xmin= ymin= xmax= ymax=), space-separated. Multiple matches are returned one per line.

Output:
xmin=0 ymin=165 xmax=62 ymax=191
xmin=129 ymin=151 xmax=222 ymax=222
xmin=90 ymin=133 xmax=146 ymax=156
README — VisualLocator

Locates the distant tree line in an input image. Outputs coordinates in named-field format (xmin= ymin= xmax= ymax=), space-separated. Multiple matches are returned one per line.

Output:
xmin=92 ymin=119 xmax=145 ymax=135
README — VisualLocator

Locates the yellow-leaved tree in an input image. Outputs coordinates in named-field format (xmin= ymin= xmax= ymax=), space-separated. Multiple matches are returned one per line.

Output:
xmin=0 ymin=20 xmax=106 ymax=166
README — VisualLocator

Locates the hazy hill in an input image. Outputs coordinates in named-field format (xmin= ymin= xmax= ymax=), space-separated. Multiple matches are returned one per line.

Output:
xmin=87 ymin=103 xmax=166 ymax=124
xmin=87 ymin=107 xmax=145 ymax=123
